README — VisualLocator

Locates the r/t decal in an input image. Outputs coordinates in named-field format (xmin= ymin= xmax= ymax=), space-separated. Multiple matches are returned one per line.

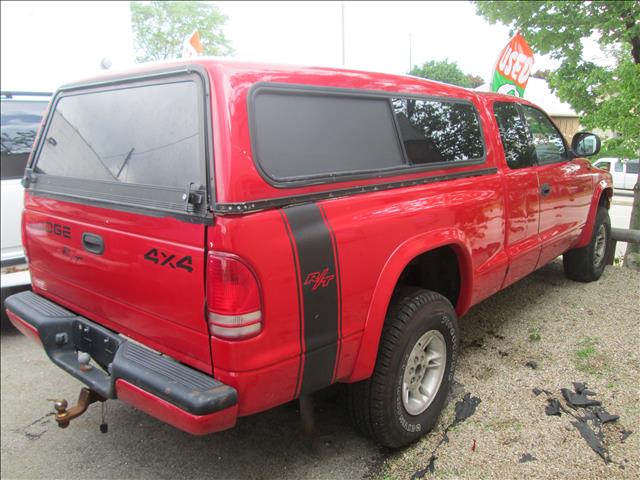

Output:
xmin=304 ymin=268 xmax=335 ymax=291
xmin=144 ymin=248 xmax=193 ymax=273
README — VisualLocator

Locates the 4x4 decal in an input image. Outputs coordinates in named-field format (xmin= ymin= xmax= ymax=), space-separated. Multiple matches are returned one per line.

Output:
xmin=143 ymin=248 xmax=193 ymax=273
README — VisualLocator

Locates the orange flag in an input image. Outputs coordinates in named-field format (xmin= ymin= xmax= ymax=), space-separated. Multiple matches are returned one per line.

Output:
xmin=182 ymin=30 xmax=204 ymax=58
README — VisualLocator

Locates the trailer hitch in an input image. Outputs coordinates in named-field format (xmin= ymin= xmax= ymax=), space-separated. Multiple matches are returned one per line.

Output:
xmin=49 ymin=388 xmax=106 ymax=428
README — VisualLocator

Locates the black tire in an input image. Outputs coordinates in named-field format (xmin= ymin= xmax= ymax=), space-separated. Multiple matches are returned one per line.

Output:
xmin=347 ymin=287 xmax=459 ymax=448
xmin=563 ymin=207 xmax=611 ymax=282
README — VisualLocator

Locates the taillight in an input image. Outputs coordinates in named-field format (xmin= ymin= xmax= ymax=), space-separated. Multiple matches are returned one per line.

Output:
xmin=206 ymin=252 xmax=262 ymax=339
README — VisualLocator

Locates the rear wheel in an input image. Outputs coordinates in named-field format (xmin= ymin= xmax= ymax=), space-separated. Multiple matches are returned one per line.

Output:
xmin=563 ymin=207 xmax=611 ymax=282
xmin=347 ymin=287 xmax=458 ymax=448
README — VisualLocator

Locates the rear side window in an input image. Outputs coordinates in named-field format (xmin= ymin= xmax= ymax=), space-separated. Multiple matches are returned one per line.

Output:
xmin=250 ymin=85 xmax=486 ymax=184
xmin=392 ymin=98 xmax=483 ymax=164
xmin=614 ymin=162 xmax=624 ymax=172
xmin=1 ymin=100 xmax=48 ymax=179
xmin=36 ymin=81 xmax=203 ymax=190
xmin=493 ymin=102 xmax=534 ymax=169
xmin=627 ymin=162 xmax=639 ymax=174
xmin=251 ymin=90 xmax=405 ymax=181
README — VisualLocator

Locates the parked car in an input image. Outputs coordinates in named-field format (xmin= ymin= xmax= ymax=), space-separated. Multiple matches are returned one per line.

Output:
xmin=1 ymin=91 xmax=50 ymax=326
xmin=4 ymin=60 xmax=612 ymax=448
xmin=592 ymin=157 xmax=638 ymax=190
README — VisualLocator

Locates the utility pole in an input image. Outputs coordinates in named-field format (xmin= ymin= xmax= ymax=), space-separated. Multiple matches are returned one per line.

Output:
xmin=341 ymin=2 xmax=346 ymax=66
xmin=409 ymin=32 xmax=412 ymax=72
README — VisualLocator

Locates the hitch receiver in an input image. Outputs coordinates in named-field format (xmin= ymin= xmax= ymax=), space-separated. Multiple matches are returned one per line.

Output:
xmin=50 ymin=388 xmax=106 ymax=428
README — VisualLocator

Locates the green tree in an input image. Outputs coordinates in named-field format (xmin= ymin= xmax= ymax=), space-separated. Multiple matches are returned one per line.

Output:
xmin=131 ymin=1 xmax=233 ymax=62
xmin=409 ymin=59 xmax=485 ymax=88
xmin=531 ymin=69 xmax=552 ymax=80
xmin=475 ymin=1 xmax=640 ymax=269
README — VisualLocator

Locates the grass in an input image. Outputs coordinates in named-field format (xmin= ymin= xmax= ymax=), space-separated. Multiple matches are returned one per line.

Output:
xmin=574 ymin=336 xmax=610 ymax=375
xmin=576 ymin=336 xmax=599 ymax=359
xmin=528 ymin=327 xmax=541 ymax=342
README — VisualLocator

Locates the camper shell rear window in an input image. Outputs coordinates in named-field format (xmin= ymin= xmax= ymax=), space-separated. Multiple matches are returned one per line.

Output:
xmin=30 ymin=70 xmax=210 ymax=220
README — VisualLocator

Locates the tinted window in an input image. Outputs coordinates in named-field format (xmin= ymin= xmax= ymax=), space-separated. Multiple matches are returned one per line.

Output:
xmin=35 ymin=81 xmax=204 ymax=190
xmin=493 ymin=102 xmax=534 ymax=169
xmin=627 ymin=161 xmax=639 ymax=174
xmin=392 ymin=98 xmax=483 ymax=164
xmin=614 ymin=162 xmax=624 ymax=172
xmin=595 ymin=161 xmax=611 ymax=172
xmin=251 ymin=90 xmax=405 ymax=180
xmin=1 ymin=100 xmax=48 ymax=179
xmin=521 ymin=105 xmax=567 ymax=164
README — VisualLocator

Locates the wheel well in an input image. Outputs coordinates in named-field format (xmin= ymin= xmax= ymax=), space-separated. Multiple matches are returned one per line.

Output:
xmin=396 ymin=245 xmax=460 ymax=309
xmin=599 ymin=188 xmax=613 ymax=210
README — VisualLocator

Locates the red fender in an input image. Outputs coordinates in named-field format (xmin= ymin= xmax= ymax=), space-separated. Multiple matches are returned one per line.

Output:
xmin=572 ymin=177 xmax=613 ymax=249
xmin=345 ymin=228 xmax=473 ymax=382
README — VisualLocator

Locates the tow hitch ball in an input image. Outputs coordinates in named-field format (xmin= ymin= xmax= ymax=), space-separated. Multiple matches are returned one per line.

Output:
xmin=49 ymin=388 xmax=106 ymax=430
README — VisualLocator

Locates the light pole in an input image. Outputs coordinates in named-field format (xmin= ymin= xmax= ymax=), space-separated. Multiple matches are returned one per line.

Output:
xmin=341 ymin=2 xmax=346 ymax=66
xmin=409 ymin=32 xmax=412 ymax=72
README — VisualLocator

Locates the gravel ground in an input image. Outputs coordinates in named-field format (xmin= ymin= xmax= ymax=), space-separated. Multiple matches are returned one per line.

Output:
xmin=378 ymin=260 xmax=640 ymax=480
xmin=1 ymin=260 xmax=639 ymax=479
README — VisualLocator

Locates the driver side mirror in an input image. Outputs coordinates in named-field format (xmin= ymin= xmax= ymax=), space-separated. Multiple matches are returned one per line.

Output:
xmin=571 ymin=132 xmax=601 ymax=158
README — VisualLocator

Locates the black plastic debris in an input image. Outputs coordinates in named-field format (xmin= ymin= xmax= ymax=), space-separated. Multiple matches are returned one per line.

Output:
xmin=572 ymin=382 xmax=597 ymax=396
xmin=525 ymin=360 xmax=538 ymax=370
xmin=519 ymin=453 xmax=537 ymax=463
xmin=411 ymin=392 xmax=481 ymax=478
xmin=411 ymin=456 xmax=436 ymax=480
xmin=545 ymin=398 xmax=562 ymax=416
xmin=561 ymin=388 xmax=601 ymax=408
xmin=621 ymin=430 xmax=633 ymax=442
xmin=594 ymin=408 xmax=620 ymax=424
xmin=454 ymin=393 xmax=481 ymax=424
xmin=571 ymin=421 xmax=608 ymax=461
xmin=540 ymin=382 xmax=625 ymax=465
xmin=533 ymin=387 xmax=552 ymax=397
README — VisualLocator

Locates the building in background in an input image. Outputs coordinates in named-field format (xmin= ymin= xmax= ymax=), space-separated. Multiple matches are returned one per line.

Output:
xmin=1 ymin=1 xmax=134 ymax=92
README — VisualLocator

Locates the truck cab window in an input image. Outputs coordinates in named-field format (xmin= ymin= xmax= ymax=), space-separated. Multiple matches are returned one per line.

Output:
xmin=521 ymin=105 xmax=567 ymax=164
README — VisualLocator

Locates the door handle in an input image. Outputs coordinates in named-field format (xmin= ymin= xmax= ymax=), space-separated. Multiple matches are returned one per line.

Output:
xmin=82 ymin=233 xmax=104 ymax=255
xmin=540 ymin=183 xmax=551 ymax=197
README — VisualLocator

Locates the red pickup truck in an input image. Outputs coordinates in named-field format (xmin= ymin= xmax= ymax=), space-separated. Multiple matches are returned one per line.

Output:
xmin=5 ymin=60 xmax=612 ymax=448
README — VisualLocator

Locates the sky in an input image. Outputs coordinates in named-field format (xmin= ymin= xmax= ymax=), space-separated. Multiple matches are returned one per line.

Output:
xmin=1 ymin=1 xmax=134 ymax=91
xmin=1 ymin=1 xmax=579 ymax=92
xmin=217 ymin=1 xmax=560 ymax=77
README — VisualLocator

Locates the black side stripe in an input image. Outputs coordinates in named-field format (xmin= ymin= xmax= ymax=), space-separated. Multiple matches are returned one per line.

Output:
xmin=317 ymin=203 xmax=343 ymax=382
xmin=283 ymin=203 xmax=340 ymax=395
xmin=279 ymin=210 xmax=305 ymax=398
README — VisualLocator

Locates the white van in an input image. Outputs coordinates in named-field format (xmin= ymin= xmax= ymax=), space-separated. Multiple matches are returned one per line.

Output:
xmin=1 ymin=92 xmax=50 ymax=294
xmin=593 ymin=157 xmax=639 ymax=190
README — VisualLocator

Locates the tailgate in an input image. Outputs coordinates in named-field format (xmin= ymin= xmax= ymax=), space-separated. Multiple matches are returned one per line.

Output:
xmin=22 ymin=68 xmax=213 ymax=373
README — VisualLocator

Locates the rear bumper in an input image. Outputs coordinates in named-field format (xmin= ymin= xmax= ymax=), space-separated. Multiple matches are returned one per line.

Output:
xmin=4 ymin=291 xmax=238 ymax=435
